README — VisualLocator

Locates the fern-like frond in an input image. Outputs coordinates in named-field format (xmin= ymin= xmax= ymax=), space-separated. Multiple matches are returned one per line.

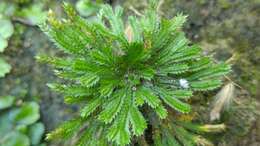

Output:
xmin=155 ymin=104 xmax=168 ymax=119
xmin=129 ymin=105 xmax=147 ymax=136
xmin=107 ymin=92 xmax=132 ymax=145
xmin=190 ymin=79 xmax=222 ymax=91
xmin=155 ymin=87 xmax=191 ymax=113
xmin=80 ymin=97 xmax=102 ymax=118
xmin=98 ymin=89 xmax=126 ymax=123
xmin=152 ymin=14 xmax=187 ymax=50
xmin=80 ymin=73 xmax=100 ymax=87
xmin=159 ymin=63 xmax=189 ymax=75
xmin=169 ymin=90 xmax=193 ymax=99
xmin=188 ymin=63 xmax=231 ymax=81
xmin=47 ymin=83 xmax=93 ymax=97
xmin=128 ymin=16 xmax=143 ymax=43
xmin=136 ymin=87 xmax=161 ymax=108
xmin=46 ymin=118 xmax=82 ymax=140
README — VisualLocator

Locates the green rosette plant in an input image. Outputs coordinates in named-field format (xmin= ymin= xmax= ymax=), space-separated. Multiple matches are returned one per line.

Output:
xmin=38 ymin=1 xmax=230 ymax=145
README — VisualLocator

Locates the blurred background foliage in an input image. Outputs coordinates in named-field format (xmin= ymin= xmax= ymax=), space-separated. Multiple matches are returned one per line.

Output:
xmin=0 ymin=0 xmax=259 ymax=146
xmin=0 ymin=96 xmax=45 ymax=146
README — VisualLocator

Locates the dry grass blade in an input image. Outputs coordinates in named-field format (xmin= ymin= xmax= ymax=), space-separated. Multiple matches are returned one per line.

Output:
xmin=210 ymin=82 xmax=235 ymax=121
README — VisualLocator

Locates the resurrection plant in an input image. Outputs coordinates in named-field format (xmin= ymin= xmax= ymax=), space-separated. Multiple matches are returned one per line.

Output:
xmin=38 ymin=1 xmax=230 ymax=145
